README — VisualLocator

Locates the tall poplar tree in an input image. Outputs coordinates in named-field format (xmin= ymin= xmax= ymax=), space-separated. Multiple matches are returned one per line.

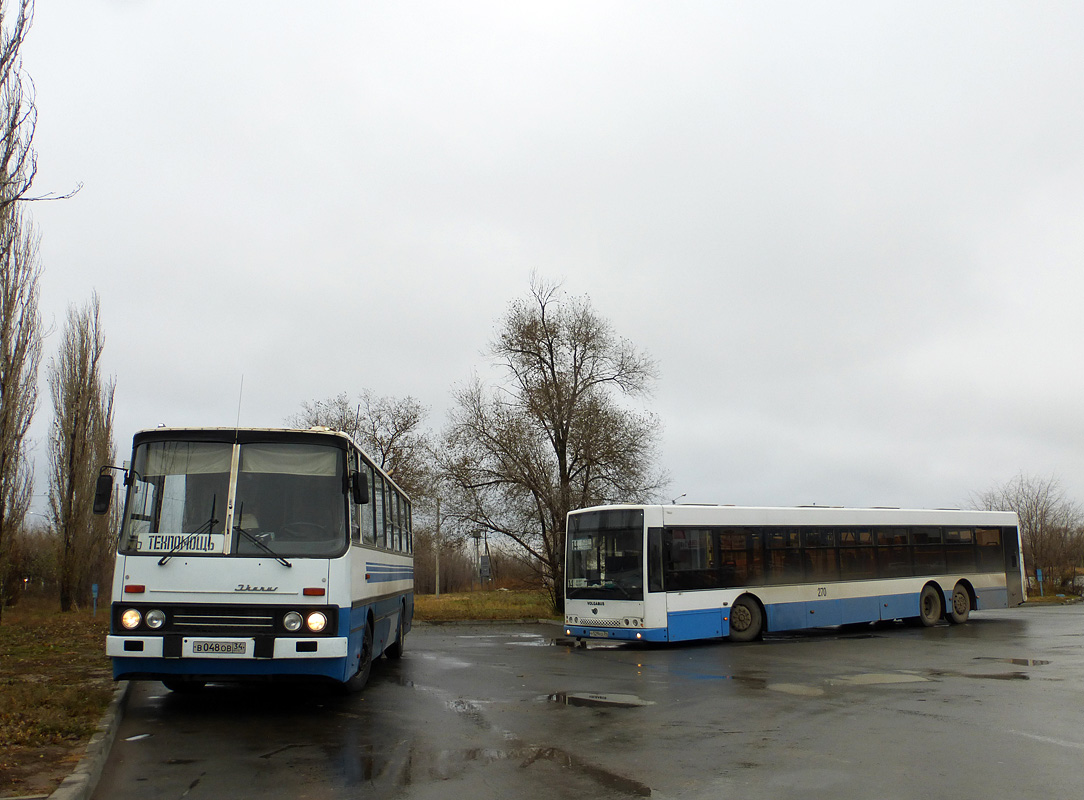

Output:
xmin=48 ymin=294 xmax=115 ymax=612
xmin=0 ymin=0 xmax=40 ymax=620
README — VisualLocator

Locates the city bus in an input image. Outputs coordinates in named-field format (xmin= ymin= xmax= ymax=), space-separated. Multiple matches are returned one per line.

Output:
xmin=94 ymin=427 xmax=413 ymax=691
xmin=563 ymin=504 xmax=1024 ymax=644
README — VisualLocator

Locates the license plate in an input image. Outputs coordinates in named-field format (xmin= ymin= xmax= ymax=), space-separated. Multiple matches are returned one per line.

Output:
xmin=588 ymin=631 xmax=609 ymax=638
xmin=191 ymin=640 xmax=247 ymax=655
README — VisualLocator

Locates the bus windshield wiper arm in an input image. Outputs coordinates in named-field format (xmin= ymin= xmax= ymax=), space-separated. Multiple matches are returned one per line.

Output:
xmin=233 ymin=507 xmax=292 ymax=568
xmin=158 ymin=497 xmax=217 ymax=566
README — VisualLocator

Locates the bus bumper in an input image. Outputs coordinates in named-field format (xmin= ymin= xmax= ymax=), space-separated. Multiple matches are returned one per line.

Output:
xmin=106 ymin=634 xmax=350 ymax=681
xmin=563 ymin=625 xmax=668 ymax=643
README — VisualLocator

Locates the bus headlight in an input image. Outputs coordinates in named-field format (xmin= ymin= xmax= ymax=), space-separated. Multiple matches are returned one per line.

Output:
xmin=121 ymin=609 xmax=142 ymax=630
xmin=145 ymin=609 xmax=166 ymax=629
xmin=306 ymin=612 xmax=327 ymax=633
xmin=283 ymin=612 xmax=303 ymax=632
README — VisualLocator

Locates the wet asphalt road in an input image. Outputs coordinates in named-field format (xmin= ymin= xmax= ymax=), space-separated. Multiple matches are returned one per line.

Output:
xmin=92 ymin=604 xmax=1084 ymax=800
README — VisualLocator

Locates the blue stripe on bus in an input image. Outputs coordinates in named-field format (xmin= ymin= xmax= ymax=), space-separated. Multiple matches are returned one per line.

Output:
xmin=365 ymin=562 xmax=414 ymax=582
xmin=571 ymin=586 xmax=1013 ymax=643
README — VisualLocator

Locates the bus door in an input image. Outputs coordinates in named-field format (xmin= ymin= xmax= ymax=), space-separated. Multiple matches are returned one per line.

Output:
xmin=1004 ymin=527 xmax=1024 ymax=606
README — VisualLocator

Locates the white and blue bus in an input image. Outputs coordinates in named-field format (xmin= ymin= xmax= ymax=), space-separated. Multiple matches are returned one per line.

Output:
xmin=95 ymin=427 xmax=413 ymax=691
xmin=564 ymin=504 xmax=1024 ymax=644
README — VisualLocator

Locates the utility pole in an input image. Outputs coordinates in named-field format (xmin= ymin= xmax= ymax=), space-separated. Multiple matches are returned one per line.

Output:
xmin=434 ymin=496 xmax=441 ymax=598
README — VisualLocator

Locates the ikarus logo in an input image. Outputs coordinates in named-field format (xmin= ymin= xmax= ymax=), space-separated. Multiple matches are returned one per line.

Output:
xmin=234 ymin=584 xmax=279 ymax=592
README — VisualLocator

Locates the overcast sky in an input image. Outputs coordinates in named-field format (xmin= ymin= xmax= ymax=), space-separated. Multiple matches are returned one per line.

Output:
xmin=19 ymin=2 xmax=1084 ymax=513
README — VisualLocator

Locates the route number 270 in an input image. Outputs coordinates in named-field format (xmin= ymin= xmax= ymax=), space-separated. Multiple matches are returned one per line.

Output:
xmin=817 ymin=587 xmax=828 ymax=597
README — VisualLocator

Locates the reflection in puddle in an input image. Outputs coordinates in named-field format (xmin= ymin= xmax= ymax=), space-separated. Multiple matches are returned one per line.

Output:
xmin=929 ymin=669 xmax=1030 ymax=681
xmin=830 ymin=673 xmax=929 ymax=686
xmin=332 ymin=737 xmax=651 ymax=795
xmin=973 ymin=657 xmax=1051 ymax=666
xmin=767 ymin=683 xmax=826 ymax=697
xmin=549 ymin=692 xmax=655 ymax=708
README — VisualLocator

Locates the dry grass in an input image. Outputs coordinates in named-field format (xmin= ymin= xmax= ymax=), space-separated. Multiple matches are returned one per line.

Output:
xmin=414 ymin=589 xmax=557 ymax=621
xmin=0 ymin=596 xmax=114 ymax=797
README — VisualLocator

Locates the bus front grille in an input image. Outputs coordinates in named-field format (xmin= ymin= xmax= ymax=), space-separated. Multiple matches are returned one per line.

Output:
xmin=576 ymin=617 xmax=623 ymax=627
xmin=171 ymin=609 xmax=276 ymax=634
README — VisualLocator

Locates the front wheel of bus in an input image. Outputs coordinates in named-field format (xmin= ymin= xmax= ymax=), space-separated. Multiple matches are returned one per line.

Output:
xmin=948 ymin=584 xmax=971 ymax=624
xmin=728 ymin=596 xmax=763 ymax=642
xmin=344 ymin=620 xmax=374 ymax=693
xmin=918 ymin=584 xmax=942 ymax=627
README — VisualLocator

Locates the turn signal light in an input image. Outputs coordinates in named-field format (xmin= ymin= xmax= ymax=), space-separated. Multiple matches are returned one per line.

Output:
xmin=125 ymin=584 xmax=145 ymax=594
xmin=303 ymin=587 xmax=325 ymax=596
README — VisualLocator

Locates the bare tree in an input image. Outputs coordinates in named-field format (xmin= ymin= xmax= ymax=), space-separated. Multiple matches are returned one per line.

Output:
xmin=0 ymin=0 xmax=40 ymax=623
xmin=47 ymin=293 xmax=115 ymax=612
xmin=0 ymin=0 xmax=36 ymax=211
xmin=972 ymin=473 xmax=1083 ymax=592
xmin=440 ymin=276 xmax=667 ymax=612
xmin=289 ymin=389 xmax=434 ymax=501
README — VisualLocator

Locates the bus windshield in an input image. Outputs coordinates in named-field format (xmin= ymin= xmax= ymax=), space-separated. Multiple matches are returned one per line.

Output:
xmin=566 ymin=508 xmax=645 ymax=601
xmin=119 ymin=438 xmax=348 ymax=558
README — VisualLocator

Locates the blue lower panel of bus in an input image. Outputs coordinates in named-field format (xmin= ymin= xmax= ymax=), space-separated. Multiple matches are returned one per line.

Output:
xmin=111 ymin=654 xmax=349 ymax=682
xmin=564 ymin=625 xmax=669 ymax=643
xmin=570 ymin=586 xmax=1012 ymax=644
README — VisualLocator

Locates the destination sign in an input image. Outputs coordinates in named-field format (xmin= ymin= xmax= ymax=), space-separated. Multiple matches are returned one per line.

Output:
xmin=126 ymin=531 xmax=227 ymax=555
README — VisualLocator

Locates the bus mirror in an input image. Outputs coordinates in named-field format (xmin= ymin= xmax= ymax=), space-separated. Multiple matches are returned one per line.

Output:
xmin=352 ymin=472 xmax=370 ymax=505
xmin=93 ymin=474 xmax=114 ymax=515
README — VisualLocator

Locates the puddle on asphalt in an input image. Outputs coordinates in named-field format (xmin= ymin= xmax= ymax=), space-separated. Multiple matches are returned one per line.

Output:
xmin=549 ymin=692 xmax=655 ymax=708
xmin=830 ymin=673 xmax=929 ymax=686
xmin=929 ymin=669 xmax=1030 ymax=681
xmin=505 ymin=636 xmax=552 ymax=648
xmin=767 ymin=683 xmax=826 ymax=697
xmin=973 ymin=657 xmax=1051 ymax=666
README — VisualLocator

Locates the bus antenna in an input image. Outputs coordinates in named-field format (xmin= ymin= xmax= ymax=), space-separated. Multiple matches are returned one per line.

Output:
xmin=235 ymin=375 xmax=244 ymax=430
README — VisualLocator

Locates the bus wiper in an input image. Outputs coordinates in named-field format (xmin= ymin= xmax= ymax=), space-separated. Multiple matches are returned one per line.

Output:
xmin=607 ymin=580 xmax=632 ymax=599
xmin=159 ymin=497 xmax=217 ymax=566
xmin=234 ymin=504 xmax=292 ymax=568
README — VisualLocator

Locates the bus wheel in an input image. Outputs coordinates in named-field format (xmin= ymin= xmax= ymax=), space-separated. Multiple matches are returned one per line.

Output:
xmin=386 ymin=606 xmax=406 ymax=660
xmin=918 ymin=584 xmax=942 ymax=627
xmin=948 ymin=584 xmax=971 ymax=624
xmin=344 ymin=620 xmax=374 ymax=692
xmin=729 ymin=596 xmax=763 ymax=642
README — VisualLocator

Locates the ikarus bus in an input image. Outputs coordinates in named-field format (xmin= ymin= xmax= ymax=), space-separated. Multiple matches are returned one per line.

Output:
xmin=95 ymin=427 xmax=413 ymax=691
xmin=564 ymin=504 xmax=1024 ymax=644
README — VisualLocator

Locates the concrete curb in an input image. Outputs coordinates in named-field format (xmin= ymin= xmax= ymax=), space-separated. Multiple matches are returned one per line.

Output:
xmin=48 ymin=681 xmax=129 ymax=800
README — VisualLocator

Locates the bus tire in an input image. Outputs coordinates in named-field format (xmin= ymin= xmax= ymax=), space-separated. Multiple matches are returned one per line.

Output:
xmin=918 ymin=584 xmax=942 ymax=627
xmin=344 ymin=619 xmax=374 ymax=693
xmin=948 ymin=584 xmax=971 ymax=624
xmin=728 ymin=596 xmax=764 ymax=642
xmin=386 ymin=606 xmax=406 ymax=660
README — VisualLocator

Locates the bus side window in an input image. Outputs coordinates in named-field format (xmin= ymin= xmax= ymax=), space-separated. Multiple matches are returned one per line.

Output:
xmin=349 ymin=454 xmax=361 ymax=543
xmin=976 ymin=527 xmax=1002 ymax=570
xmin=359 ymin=462 xmax=376 ymax=545
xmin=648 ymin=528 xmax=664 ymax=592
xmin=373 ymin=473 xmax=386 ymax=548
xmin=393 ymin=493 xmax=402 ymax=551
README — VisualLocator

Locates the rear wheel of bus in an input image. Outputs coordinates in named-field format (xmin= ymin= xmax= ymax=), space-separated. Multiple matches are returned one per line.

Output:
xmin=947 ymin=583 xmax=971 ymax=624
xmin=916 ymin=584 xmax=942 ymax=627
xmin=386 ymin=603 xmax=406 ymax=660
